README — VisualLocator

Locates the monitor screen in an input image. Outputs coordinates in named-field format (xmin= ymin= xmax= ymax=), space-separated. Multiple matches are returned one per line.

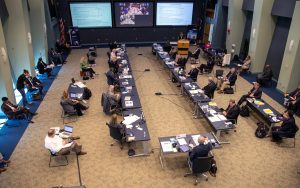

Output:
xmin=114 ymin=2 xmax=153 ymax=27
xmin=70 ymin=2 xmax=112 ymax=28
xmin=187 ymin=29 xmax=198 ymax=40
xmin=156 ymin=2 xmax=194 ymax=26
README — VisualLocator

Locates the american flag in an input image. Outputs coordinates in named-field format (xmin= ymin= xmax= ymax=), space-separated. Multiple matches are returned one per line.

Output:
xmin=59 ymin=18 xmax=65 ymax=43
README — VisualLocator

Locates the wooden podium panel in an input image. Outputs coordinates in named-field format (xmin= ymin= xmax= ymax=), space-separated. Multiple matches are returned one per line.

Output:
xmin=177 ymin=40 xmax=190 ymax=55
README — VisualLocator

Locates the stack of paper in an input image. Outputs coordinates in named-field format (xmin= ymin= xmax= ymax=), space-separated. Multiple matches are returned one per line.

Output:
xmin=161 ymin=141 xmax=173 ymax=152
xmin=122 ymin=115 xmax=139 ymax=125
xmin=263 ymin=109 xmax=273 ymax=114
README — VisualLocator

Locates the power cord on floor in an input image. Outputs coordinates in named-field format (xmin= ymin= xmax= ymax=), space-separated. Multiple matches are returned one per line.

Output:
xmin=155 ymin=93 xmax=193 ymax=113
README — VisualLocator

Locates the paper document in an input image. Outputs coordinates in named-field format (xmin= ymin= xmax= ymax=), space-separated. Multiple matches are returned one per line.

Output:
xmin=189 ymin=90 xmax=198 ymax=94
xmin=74 ymin=82 xmax=86 ymax=88
xmin=124 ymin=96 xmax=131 ymax=101
xmin=208 ymin=102 xmax=217 ymax=106
xmin=161 ymin=141 xmax=173 ymax=152
xmin=217 ymin=115 xmax=227 ymax=121
xmin=77 ymin=93 xmax=83 ymax=98
xmin=192 ymin=135 xmax=200 ymax=146
xmin=263 ymin=109 xmax=273 ymax=114
xmin=254 ymin=101 xmax=264 ymax=105
xmin=208 ymin=116 xmax=220 ymax=122
xmin=125 ymin=101 xmax=133 ymax=107
xmin=177 ymin=138 xmax=187 ymax=146
xmin=123 ymin=115 xmax=139 ymax=125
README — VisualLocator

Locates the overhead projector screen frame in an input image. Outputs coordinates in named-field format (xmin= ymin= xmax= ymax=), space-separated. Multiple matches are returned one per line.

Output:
xmin=69 ymin=2 xmax=113 ymax=28
xmin=155 ymin=2 xmax=194 ymax=27
xmin=114 ymin=1 xmax=154 ymax=28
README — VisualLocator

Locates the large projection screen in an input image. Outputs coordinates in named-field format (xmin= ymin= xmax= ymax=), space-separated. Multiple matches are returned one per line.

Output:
xmin=156 ymin=2 xmax=193 ymax=26
xmin=70 ymin=2 xmax=112 ymax=28
xmin=114 ymin=2 xmax=154 ymax=27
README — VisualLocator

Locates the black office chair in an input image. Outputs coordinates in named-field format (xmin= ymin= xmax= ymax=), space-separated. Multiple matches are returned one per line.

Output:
xmin=48 ymin=149 xmax=69 ymax=167
xmin=60 ymin=101 xmax=78 ymax=124
xmin=227 ymin=107 xmax=240 ymax=132
xmin=215 ymin=69 xmax=224 ymax=79
xmin=280 ymin=126 xmax=298 ymax=148
xmin=106 ymin=122 xmax=125 ymax=149
xmin=190 ymin=49 xmax=201 ymax=64
xmin=0 ymin=107 xmax=28 ymax=127
xmin=184 ymin=156 xmax=213 ymax=185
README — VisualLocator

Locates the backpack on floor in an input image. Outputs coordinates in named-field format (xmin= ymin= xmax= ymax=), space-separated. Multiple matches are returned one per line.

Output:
xmin=255 ymin=122 xmax=269 ymax=138
xmin=240 ymin=105 xmax=250 ymax=117
xmin=224 ymin=87 xmax=234 ymax=94
xmin=83 ymin=87 xmax=92 ymax=100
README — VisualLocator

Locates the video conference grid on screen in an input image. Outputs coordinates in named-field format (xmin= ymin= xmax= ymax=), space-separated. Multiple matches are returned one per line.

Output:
xmin=69 ymin=2 xmax=193 ymax=28
xmin=70 ymin=3 xmax=112 ymax=28
xmin=115 ymin=2 xmax=154 ymax=27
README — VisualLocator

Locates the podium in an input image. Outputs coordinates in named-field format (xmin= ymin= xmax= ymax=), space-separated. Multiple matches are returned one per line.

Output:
xmin=177 ymin=40 xmax=190 ymax=55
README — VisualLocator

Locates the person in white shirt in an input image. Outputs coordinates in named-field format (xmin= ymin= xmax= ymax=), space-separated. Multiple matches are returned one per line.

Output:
xmin=45 ymin=129 xmax=86 ymax=155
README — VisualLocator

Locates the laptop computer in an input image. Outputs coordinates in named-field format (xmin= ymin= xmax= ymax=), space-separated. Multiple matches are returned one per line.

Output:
xmin=59 ymin=125 xmax=73 ymax=138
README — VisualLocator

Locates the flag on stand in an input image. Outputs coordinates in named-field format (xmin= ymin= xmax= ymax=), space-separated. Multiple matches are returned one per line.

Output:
xmin=59 ymin=18 xmax=65 ymax=43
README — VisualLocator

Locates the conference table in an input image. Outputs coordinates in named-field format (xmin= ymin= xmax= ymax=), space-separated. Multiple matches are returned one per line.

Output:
xmin=116 ymin=45 xmax=151 ymax=157
xmin=123 ymin=108 xmax=150 ymax=157
xmin=196 ymin=102 xmax=235 ymax=143
xmin=158 ymin=132 xmax=221 ymax=169
xmin=245 ymin=98 xmax=282 ymax=126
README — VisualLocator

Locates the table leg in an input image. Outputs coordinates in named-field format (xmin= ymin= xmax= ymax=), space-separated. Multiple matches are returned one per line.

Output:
xmin=159 ymin=148 xmax=165 ymax=169
xmin=129 ymin=141 xmax=150 ymax=158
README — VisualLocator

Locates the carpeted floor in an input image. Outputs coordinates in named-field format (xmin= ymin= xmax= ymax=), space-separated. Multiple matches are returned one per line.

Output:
xmin=0 ymin=47 xmax=299 ymax=188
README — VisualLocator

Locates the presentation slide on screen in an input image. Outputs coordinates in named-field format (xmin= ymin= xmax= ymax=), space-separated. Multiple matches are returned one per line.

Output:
xmin=115 ymin=2 xmax=153 ymax=27
xmin=156 ymin=3 xmax=193 ymax=26
xmin=70 ymin=3 xmax=112 ymax=28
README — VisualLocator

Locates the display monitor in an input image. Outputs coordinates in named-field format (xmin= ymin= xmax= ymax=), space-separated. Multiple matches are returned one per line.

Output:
xmin=70 ymin=2 xmax=112 ymax=28
xmin=156 ymin=2 xmax=193 ymax=26
xmin=114 ymin=2 xmax=153 ymax=27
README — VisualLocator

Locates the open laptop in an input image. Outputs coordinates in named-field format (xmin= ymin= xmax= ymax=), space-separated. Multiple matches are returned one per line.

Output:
xmin=59 ymin=125 xmax=73 ymax=138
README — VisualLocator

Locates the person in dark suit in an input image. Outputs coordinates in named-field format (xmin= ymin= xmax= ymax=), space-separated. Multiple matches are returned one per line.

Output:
xmin=271 ymin=110 xmax=299 ymax=141
xmin=175 ymin=55 xmax=188 ymax=70
xmin=256 ymin=64 xmax=273 ymax=86
xmin=106 ymin=67 xmax=118 ymax=86
xmin=237 ymin=82 xmax=262 ymax=105
xmin=37 ymin=57 xmax=53 ymax=76
xmin=217 ymin=68 xmax=237 ymax=93
xmin=17 ymin=69 xmax=31 ymax=106
xmin=25 ymin=74 xmax=44 ymax=96
xmin=178 ymin=32 xmax=186 ymax=40
xmin=202 ymin=77 xmax=217 ymax=99
xmin=284 ymin=84 xmax=300 ymax=115
xmin=223 ymin=99 xmax=240 ymax=123
xmin=1 ymin=97 xmax=36 ymax=123
xmin=188 ymin=47 xmax=201 ymax=60
xmin=189 ymin=136 xmax=212 ymax=163
xmin=186 ymin=65 xmax=199 ymax=82
xmin=198 ymin=56 xmax=215 ymax=74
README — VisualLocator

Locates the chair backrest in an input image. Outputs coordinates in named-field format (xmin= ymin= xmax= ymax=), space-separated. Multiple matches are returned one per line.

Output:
xmin=215 ymin=69 xmax=224 ymax=78
xmin=222 ymin=54 xmax=231 ymax=66
xmin=106 ymin=123 xmax=123 ymax=141
xmin=60 ymin=101 xmax=77 ymax=115
xmin=192 ymin=156 xmax=213 ymax=174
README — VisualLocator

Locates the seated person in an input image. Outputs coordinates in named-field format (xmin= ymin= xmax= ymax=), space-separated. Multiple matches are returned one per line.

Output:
xmin=237 ymin=82 xmax=262 ymax=105
xmin=198 ymin=56 xmax=215 ymax=74
xmin=1 ymin=97 xmax=36 ymax=123
xmin=108 ymin=113 xmax=125 ymax=136
xmin=45 ymin=128 xmax=86 ymax=155
xmin=49 ymin=48 xmax=64 ymax=65
xmin=241 ymin=55 xmax=251 ymax=72
xmin=110 ymin=49 xmax=117 ymax=60
xmin=284 ymin=84 xmax=300 ymax=115
xmin=37 ymin=57 xmax=53 ymax=76
xmin=107 ymin=85 xmax=121 ymax=107
xmin=256 ymin=64 xmax=273 ymax=86
xmin=61 ymin=91 xmax=88 ymax=116
xmin=175 ymin=55 xmax=188 ymax=70
xmin=80 ymin=56 xmax=96 ymax=79
xmin=222 ymin=99 xmax=240 ymax=123
xmin=25 ymin=73 xmax=44 ymax=96
xmin=188 ymin=136 xmax=212 ymax=166
xmin=186 ymin=65 xmax=199 ymax=82
xmin=0 ymin=152 xmax=10 ymax=173
xmin=163 ymin=41 xmax=172 ymax=53
xmin=109 ymin=56 xmax=119 ymax=73
xmin=87 ymin=48 xmax=97 ymax=65
xmin=178 ymin=32 xmax=186 ymax=40
xmin=188 ymin=47 xmax=201 ymax=60
xmin=106 ymin=67 xmax=118 ymax=86
xmin=204 ymin=41 xmax=212 ymax=50
xmin=217 ymin=68 xmax=237 ymax=93
xmin=202 ymin=77 xmax=217 ymax=99
xmin=55 ymin=39 xmax=64 ymax=54
xmin=271 ymin=110 xmax=299 ymax=141
xmin=230 ymin=54 xmax=242 ymax=67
